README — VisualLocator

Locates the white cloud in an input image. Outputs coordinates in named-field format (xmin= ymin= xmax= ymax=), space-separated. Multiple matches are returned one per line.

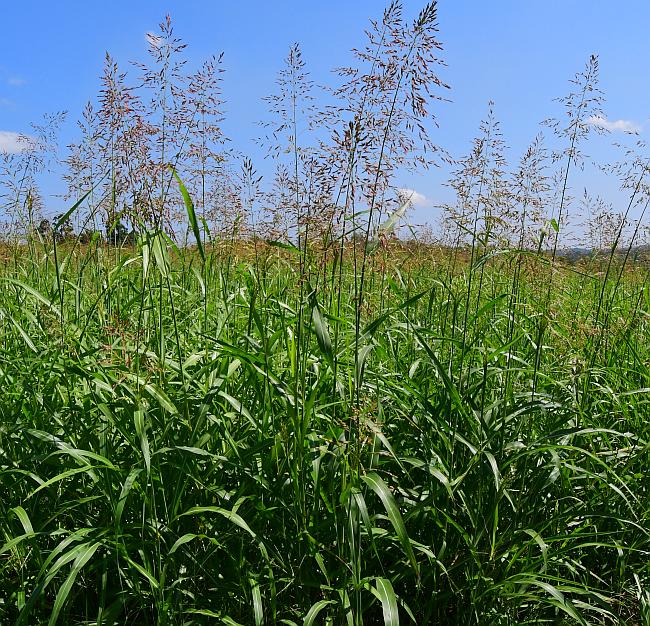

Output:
xmin=0 ymin=97 xmax=13 ymax=107
xmin=0 ymin=131 xmax=33 ymax=154
xmin=588 ymin=115 xmax=641 ymax=134
xmin=398 ymin=188 xmax=428 ymax=207
xmin=7 ymin=77 xmax=26 ymax=87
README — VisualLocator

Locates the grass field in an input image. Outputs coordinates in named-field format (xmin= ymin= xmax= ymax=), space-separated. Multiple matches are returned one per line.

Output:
xmin=2 ymin=2 xmax=650 ymax=623
xmin=0 ymin=236 xmax=648 ymax=625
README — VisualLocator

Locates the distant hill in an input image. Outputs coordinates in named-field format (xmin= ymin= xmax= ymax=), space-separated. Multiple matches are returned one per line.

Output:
xmin=557 ymin=244 xmax=650 ymax=263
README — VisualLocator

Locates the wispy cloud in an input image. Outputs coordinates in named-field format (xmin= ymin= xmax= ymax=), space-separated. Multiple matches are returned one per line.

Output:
xmin=0 ymin=131 xmax=33 ymax=154
xmin=7 ymin=77 xmax=26 ymax=87
xmin=398 ymin=188 xmax=428 ymax=207
xmin=588 ymin=115 xmax=641 ymax=134
xmin=0 ymin=97 xmax=13 ymax=107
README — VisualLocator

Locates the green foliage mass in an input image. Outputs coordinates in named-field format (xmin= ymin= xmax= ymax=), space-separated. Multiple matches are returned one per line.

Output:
xmin=0 ymin=235 xmax=648 ymax=625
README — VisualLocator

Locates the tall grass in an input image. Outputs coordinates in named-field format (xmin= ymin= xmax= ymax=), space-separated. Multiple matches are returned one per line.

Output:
xmin=0 ymin=231 xmax=648 ymax=625
xmin=1 ymin=2 xmax=650 ymax=624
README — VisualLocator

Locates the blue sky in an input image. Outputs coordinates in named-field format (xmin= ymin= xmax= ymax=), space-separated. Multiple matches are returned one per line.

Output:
xmin=1 ymin=0 xmax=649 ymax=227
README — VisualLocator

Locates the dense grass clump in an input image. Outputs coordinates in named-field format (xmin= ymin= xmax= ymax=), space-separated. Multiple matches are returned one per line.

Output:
xmin=0 ymin=238 xmax=648 ymax=625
